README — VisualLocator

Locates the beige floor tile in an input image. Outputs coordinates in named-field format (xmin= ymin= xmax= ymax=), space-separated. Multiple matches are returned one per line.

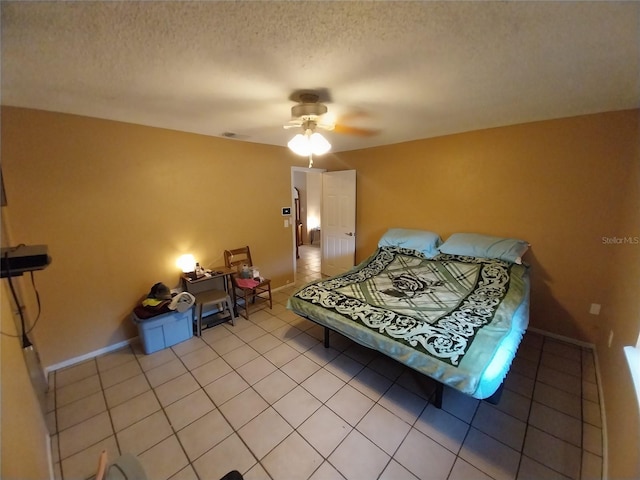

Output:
xmin=252 ymin=369 xmax=297 ymax=404
xmin=204 ymin=371 xmax=250 ymax=406
xmin=262 ymin=432 xmax=323 ymax=480
xmin=542 ymin=351 xmax=582 ymax=378
xmin=145 ymin=358 xmax=188 ymax=387
xmin=537 ymin=366 xmax=582 ymax=396
xmin=56 ymin=374 xmax=102 ymax=407
xmin=329 ymin=429 xmax=390 ymax=480
xmin=583 ymin=423 xmax=603 ymax=456
xmin=378 ymin=383 xmax=429 ymax=425
xmin=263 ymin=342 xmax=300 ymax=367
xmin=243 ymin=461 xmax=271 ymax=480
xmin=164 ymin=388 xmax=215 ymax=431
xmin=472 ymin=403 xmax=527 ymax=451
xmin=543 ymin=340 xmax=582 ymax=362
xmin=394 ymin=428 xmax=456 ymax=479
xmin=533 ymin=382 xmax=582 ymax=419
xmin=303 ymin=343 xmax=341 ymax=367
xmin=581 ymin=451 xmax=603 ymax=480
xmin=349 ymin=366 xmax=393 ymax=402
xmin=235 ymin=324 xmax=268 ymax=343
xmin=493 ymin=388 xmax=531 ymax=422
xmin=219 ymin=387 xmax=269 ymax=429
xmin=529 ymin=402 xmax=581 ymax=447
xmin=116 ymin=410 xmax=173 ymax=456
xmin=248 ymin=332 xmax=283 ymax=354
xmin=324 ymin=353 xmax=365 ymax=382
xmin=517 ymin=455 xmax=571 ymax=480
xmin=459 ymin=428 xmax=521 ymax=480
xmin=154 ymin=372 xmax=200 ymax=407
xmin=177 ymin=409 xmax=234 ymax=462
xmin=286 ymin=331 xmax=319 ymax=353
xmin=414 ymin=404 xmax=470 ymax=454
xmin=254 ymin=316 xmax=287 ymax=333
xmin=379 ymin=459 xmax=419 ymax=480
xmin=238 ymin=407 xmax=293 ymax=459
xmin=523 ymin=427 xmax=581 ymax=479
xmin=280 ymin=354 xmax=321 ymax=383
xmin=56 ymin=360 xmax=97 ymax=388
xmin=104 ymin=373 xmax=150 ymax=409
xmin=504 ymin=371 xmax=536 ymax=398
xmin=180 ymin=345 xmax=219 ymax=370
xmin=190 ymin=357 xmax=233 ymax=387
xmin=326 ymin=383 xmax=375 ymax=427
xmin=309 ymin=461 xmax=345 ymax=480
xmin=236 ymin=356 xmax=277 ymax=385
xmin=223 ymin=344 xmax=260 ymax=369
xmin=209 ymin=334 xmax=245 ymax=356
xmin=192 ymin=434 xmax=257 ymax=480
xmin=270 ymin=323 xmax=303 ymax=342
xmin=171 ymin=336 xmax=207 ymax=357
xmin=449 ymin=458 xmax=494 ymax=480
xmin=168 ymin=464 xmax=199 ymax=480
xmin=301 ymin=368 xmax=345 ymax=402
xmin=59 ymin=411 xmax=113 ymax=459
xmin=298 ymin=405 xmax=352 ymax=457
xmin=110 ymin=390 xmax=161 ymax=432
xmin=56 ymin=391 xmax=106 ymax=431
xmin=582 ymin=398 xmax=602 ymax=428
xmin=138 ymin=435 xmax=189 ymax=480
xmin=99 ymin=358 xmax=143 ymax=389
xmin=137 ymin=348 xmax=177 ymax=371
xmin=273 ymin=385 xmax=322 ymax=428
xmin=357 ymin=404 xmax=411 ymax=455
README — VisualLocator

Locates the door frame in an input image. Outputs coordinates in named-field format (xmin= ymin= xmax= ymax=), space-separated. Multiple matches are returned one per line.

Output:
xmin=290 ymin=166 xmax=326 ymax=284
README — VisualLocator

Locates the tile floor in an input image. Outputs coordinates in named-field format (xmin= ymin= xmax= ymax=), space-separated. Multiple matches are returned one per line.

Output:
xmin=46 ymin=245 xmax=604 ymax=480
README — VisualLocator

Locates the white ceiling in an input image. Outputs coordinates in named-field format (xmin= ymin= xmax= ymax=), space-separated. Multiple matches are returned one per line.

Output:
xmin=2 ymin=1 xmax=639 ymax=153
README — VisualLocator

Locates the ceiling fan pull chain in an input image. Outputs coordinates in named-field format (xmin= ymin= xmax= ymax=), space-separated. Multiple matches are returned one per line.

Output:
xmin=308 ymin=153 xmax=313 ymax=168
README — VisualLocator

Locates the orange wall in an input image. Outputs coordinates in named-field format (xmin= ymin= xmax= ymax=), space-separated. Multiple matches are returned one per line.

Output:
xmin=1 ymin=107 xmax=316 ymax=367
xmin=339 ymin=109 xmax=640 ymax=479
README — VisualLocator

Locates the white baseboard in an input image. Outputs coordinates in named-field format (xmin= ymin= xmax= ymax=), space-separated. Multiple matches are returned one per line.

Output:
xmin=528 ymin=326 xmax=595 ymax=349
xmin=44 ymin=337 xmax=138 ymax=375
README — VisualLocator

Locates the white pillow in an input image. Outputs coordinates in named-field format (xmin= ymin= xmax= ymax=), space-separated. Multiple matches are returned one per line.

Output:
xmin=378 ymin=228 xmax=442 ymax=258
xmin=438 ymin=233 xmax=529 ymax=264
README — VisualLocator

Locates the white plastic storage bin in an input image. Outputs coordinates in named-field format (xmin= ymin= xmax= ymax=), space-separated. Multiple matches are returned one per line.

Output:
xmin=132 ymin=308 xmax=193 ymax=354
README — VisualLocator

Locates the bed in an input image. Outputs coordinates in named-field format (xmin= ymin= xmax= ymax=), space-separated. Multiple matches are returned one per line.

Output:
xmin=287 ymin=229 xmax=530 ymax=407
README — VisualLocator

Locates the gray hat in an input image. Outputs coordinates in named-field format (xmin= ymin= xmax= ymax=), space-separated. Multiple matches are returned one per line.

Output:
xmin=148 ymin=282 xmax=172 ymax=300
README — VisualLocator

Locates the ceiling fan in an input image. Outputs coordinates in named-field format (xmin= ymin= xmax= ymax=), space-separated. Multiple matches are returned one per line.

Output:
xmin=284 ymin=92 xmax=379 ymax=166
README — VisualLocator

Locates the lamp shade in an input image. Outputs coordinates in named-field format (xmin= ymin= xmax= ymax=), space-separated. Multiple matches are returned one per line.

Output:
xmin=288 ymin=132 xmax=331 ymax=156
xmin=176 ymin=254 xmax=196 ymax=273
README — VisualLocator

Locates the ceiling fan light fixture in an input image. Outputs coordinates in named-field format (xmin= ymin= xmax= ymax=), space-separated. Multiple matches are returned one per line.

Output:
xmin=288 ymin=131 xmax=331 ymax=157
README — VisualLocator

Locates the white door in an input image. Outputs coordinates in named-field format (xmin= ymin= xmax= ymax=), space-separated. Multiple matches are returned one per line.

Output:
xmin=321 ymin=170 xmax=356 ymax=276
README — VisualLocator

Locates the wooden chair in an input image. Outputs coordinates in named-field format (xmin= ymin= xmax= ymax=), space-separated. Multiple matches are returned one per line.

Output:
xmin=224 ymin=246 xmax=272 ymax=320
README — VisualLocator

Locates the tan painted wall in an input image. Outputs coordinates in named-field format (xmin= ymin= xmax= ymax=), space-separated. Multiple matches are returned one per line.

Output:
xmin=0 ymin=107 xmax=315 ymax=368
xmin=1 ymin=282 xmax=52 ymax=479
xmin=338 ymin=109 xmax=640 ymax=479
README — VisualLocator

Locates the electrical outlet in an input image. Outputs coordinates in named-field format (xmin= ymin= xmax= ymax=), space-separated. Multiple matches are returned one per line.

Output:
xmin=589 ymin=303 xmax=601 ymax=315
xmin=608 ymin=330 xmax=614 ymax=348
xmin=284 ymin=219 xmax=289 ymax=228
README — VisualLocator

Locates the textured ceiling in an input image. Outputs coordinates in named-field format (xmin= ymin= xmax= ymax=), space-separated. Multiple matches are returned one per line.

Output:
xmin=2 ymin=1 xmax=639 ymax=153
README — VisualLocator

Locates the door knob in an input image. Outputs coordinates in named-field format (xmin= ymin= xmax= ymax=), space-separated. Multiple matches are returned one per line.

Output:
xmin=345 ymin=232 xmax=354 ymax=236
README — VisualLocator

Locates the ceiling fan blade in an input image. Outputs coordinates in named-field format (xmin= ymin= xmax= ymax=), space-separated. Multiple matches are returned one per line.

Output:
xmin=332 ymin=124 xmax=380 ymax=137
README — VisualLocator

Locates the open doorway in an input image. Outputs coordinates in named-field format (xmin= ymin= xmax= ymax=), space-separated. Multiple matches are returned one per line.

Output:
xmin=291 ymin=166 xmax=325 ymax=282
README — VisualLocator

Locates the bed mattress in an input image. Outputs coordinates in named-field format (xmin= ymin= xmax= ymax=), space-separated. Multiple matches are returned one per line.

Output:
xmin=287 ymin=246 xmax=530 ymax=399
